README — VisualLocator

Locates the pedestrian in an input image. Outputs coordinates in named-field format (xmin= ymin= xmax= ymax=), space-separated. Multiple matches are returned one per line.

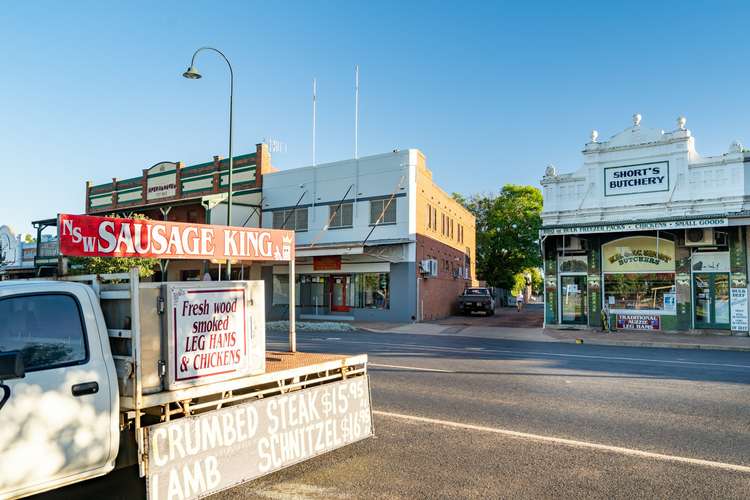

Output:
xmin=516 ymin=291 xmax=524 ymax=312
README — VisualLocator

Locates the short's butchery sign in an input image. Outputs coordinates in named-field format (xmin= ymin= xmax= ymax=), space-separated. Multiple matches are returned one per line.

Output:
xmin=58 ymin=213 xmax=294 ymax=261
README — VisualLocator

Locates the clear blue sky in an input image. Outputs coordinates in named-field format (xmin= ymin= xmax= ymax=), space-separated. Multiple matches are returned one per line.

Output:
xmin=2 ymin=1 xmax=749 ymax=235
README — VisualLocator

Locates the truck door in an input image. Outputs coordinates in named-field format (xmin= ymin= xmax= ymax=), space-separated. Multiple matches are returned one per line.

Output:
xmin=0 ymin=287 xmax=116 ymax=497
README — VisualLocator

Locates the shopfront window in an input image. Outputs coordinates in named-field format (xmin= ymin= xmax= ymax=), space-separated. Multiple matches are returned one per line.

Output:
xmin=602 ymin=236 xmax=676 ymax=312
xmin=298 ymin=275 xmax=329 ymax=308
xmin=352 ymin=273 xmax=390 ymax=309
xmin=603 ymin=273 xmax=675 ymax=311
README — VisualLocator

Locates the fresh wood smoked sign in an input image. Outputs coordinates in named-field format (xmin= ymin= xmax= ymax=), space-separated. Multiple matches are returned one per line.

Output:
xmin=166 ymin=282 xmax=265 ymax=389
xmin=58 ymin=213 xmax=294 ymax=261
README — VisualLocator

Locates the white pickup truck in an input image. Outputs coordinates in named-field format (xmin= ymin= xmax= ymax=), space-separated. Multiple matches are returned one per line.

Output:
xmin=0 ymin=270 xmax=372 ymax=499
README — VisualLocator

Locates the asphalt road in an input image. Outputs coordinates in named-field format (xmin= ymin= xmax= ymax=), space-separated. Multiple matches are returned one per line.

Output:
xmin=37 ymin=328 xmax=750 ymax=499
xmin=220 ymin=329 xmax=750 ymax=499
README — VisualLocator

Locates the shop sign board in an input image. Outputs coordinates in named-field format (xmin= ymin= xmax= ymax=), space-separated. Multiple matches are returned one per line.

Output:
xmin=58 ymin=214 xmax=294 ymax=262
xmin=313 ymin=255 xmax=342 ymax=271
xmin=540 ymin=217 xmax=728 ymax=236
xmin=145 ymin=376 xmax=373 ymax=500
xmin=602 ymin=236 xmax=675 ymax=273
xmin=730 ymin=287 xmax=748 ymax=332
xmin=692 ymin=252 xmax=730 ymax=273
xmin=146 ymin=161 xmax=178 ymax=201
xmin=166 ymin=282 xmax=265 ymax=389
xmin=616 ymin=314 xmax=660 ymax=331
xmin=604 ymin=161 xmax=669 ymax=197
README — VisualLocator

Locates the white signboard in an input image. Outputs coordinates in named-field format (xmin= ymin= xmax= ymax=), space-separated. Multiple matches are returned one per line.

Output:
xmin=146 ymin=162 xmax=178 ymax=201
xmin=730 ymin=287 xmax=748 ymax=332
xmin=604 ymin=161 xmax=669 ymax=196
xmin=167 ymin=283 xmax=264 ymax=389
xmin=692 ymin=252 xmax=730 ymax=273
xmin=146 ymin=376 xmax=373 ymax=500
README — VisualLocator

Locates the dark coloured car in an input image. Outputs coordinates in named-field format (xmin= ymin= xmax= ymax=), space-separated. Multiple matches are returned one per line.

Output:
xmin=458 ymin=287 xmax=496 ymax=316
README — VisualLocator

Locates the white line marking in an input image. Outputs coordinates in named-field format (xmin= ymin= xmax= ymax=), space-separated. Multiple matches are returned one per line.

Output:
xmin=336 ymin=339 xmax=750 ymax=370
xmin=370 ymin=363 xmax=454 ymax=373
xmin=373 ymin=410 xmax=750 ymax=473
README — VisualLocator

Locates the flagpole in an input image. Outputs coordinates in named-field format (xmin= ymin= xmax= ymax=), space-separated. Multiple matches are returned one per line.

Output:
xmin=354 ymin=65 xmax=359 ymax=160
xmin=312 ymin=78 xmax=317 ymax=167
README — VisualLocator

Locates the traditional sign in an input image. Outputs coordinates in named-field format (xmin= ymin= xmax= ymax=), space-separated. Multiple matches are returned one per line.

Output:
xmin=58 ymin=214 xmax=294 ymax=261
xmin=146 ymin=161 xmax=178 ymax=201
xmin=604 ymin=161 xmax=669 ymax=196
xmin=692 ymin=252 xmax=730 ymax=273
xmin=167 ymin=283 xmax=264 ymax=388
xmin=145 ymin=376 xmax=373 ymax=500
xmin=602 ymin=236 xmax=675 ymax=273
xmin=313 ymin=255 xmax=342 ymax=271
xmin=616 ymin=314 xmax=660 ymax=330
xmin=730 ymin=287 xmax=748 ymax=332
xmin=540 ymin=217 xmax=728 ymax=236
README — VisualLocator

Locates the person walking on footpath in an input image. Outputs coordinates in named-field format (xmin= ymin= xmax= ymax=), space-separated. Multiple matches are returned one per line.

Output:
xmin=516 ymin=290 xmax=524 ymax=312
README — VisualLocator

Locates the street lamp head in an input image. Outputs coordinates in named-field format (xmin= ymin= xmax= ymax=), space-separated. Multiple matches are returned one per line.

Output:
xmin=182 ymin=66 xmax=202 ymax=80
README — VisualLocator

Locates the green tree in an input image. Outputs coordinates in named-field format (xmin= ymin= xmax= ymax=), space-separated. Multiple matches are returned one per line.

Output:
xmin=24 ymin=234 xmax=36 ymax=243
xmin=68 ymin=213 xmax=158 ymax=278
xmin=511 ymin=267 xmax=543 ymax=296
xmin=453 ymin=184 xmax=543 ymax=290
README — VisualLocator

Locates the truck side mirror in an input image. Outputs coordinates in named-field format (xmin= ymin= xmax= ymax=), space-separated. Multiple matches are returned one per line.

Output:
xmin=0 ymin=351 xmax=25 ymax=381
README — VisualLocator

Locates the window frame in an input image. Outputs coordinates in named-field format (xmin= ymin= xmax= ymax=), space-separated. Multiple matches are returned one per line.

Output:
xmin=370 ymin=198 xmax=397 ymax=226
xmin=0 ymin=291 xmax=90 ymax=373
xmin=329 ymin=202 xmax=354 ymax=229
xmin=272 ymin=208 xmax=308 ymax=232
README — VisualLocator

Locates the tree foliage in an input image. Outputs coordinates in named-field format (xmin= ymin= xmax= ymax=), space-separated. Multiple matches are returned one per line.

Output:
xmin=453 ymin=184 xmax=543 ymax=289
xmin=68 ymin=213 xmax=158 ymax=278
xmin=511 ymin=267 xmax=543 ymax=296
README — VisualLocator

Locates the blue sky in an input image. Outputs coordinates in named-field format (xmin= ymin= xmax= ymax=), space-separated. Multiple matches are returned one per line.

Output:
xmin=2 ymin=1 xmax=749 ymax=235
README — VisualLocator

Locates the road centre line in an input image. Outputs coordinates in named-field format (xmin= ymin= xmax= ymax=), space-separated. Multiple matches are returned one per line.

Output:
xmin=327 ymin=339 xmax=750 ymax=370
xmin=373 ymin=410 xmax=750 ymax=474
xmin=369 ymin=363 xmax=454 ymax=373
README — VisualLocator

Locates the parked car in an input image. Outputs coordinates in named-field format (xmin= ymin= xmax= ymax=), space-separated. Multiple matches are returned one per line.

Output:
xmin=458 ymin=287 xmax=496 ymax=315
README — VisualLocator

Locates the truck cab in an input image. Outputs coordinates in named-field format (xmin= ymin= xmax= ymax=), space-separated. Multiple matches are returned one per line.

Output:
xmin=0 ymin=280 xmax=120 ymax=498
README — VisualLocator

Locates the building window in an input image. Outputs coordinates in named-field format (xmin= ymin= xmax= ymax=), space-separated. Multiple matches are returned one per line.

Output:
xmin=441 ymin=214 xmax=445 ymax=235
xmin=432 ymin=207 xmax=437 ymax=230
xmin=0 ymin=293 xmax=88 ymax=372
xmin=427 ymin=204 xmax=432 ymax=230
xmin=352 ymin=273 xmax=390 ymax=309
xmin=272 ymin=208 xmax=308 ymax=231
xmin=603 ymin=273 xmax=675 ymax=311
xmin=370 ymin=199 xmax=396 ymax=225
xmin=329 ymin=203 xmax=353 ymax=228
xmin=601 ymin=236 xmax=676 ymax=312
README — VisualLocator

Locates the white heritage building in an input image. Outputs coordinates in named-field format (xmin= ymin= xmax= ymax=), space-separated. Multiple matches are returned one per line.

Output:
xmin=541 ymin=114 xmax=750 ymax=334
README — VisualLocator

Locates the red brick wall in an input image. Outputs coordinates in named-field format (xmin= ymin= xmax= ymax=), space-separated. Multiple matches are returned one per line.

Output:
xmin=416 ymin=234 xmax=471 ymax=320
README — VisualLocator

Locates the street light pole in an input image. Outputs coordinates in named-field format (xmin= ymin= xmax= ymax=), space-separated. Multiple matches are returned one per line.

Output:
xmin=183 ymin=47 xmax=234 ymax=280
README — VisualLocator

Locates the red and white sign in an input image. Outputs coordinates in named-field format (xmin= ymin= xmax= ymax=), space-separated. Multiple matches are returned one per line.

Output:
xmin=58 ymin=213 xmax=294 ymax=261
xmin=170 ymin=287 xmax=253 ymax=385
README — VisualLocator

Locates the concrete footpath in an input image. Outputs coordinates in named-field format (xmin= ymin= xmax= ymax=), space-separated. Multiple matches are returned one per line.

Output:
xmin=353 ymin=321 xmax=750 ymax=352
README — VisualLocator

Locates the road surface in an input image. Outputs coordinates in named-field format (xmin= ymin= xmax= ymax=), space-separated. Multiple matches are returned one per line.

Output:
xmin=224 ymin=329 xmax=750 ymax=499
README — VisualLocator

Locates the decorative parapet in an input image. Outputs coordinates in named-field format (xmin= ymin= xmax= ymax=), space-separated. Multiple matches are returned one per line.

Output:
xmin=86 ymin=143 xmax=269 ymax=214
